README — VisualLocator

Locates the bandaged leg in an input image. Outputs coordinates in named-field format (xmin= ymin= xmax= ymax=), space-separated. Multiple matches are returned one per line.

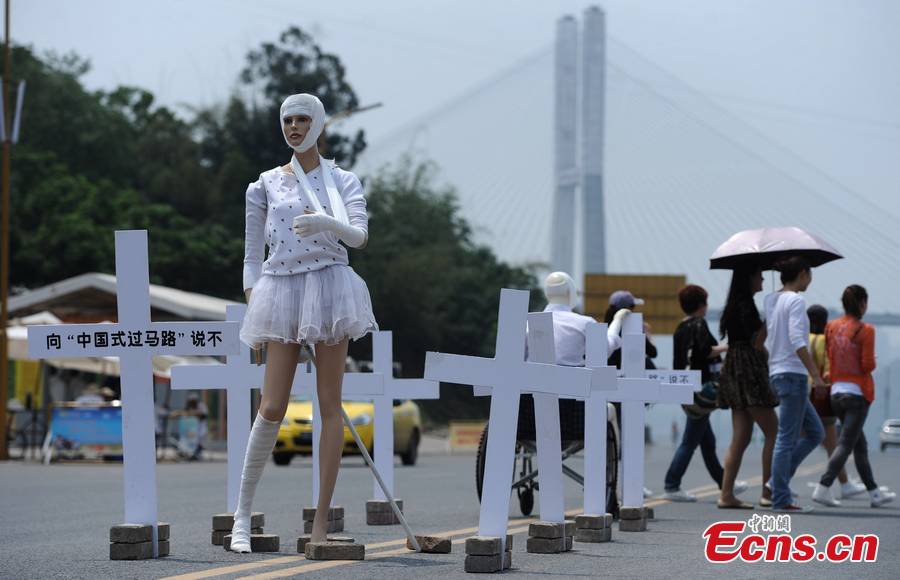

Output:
xmin=230 ymin=414 xmax=280 ymax=553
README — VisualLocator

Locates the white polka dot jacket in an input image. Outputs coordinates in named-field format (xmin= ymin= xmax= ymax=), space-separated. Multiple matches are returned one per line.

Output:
xmin=242 ymin=163 xmax=369 ymax=291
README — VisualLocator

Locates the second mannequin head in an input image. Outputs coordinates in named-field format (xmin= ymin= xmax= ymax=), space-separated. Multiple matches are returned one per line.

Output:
xmin=281 ymin=93 xmax=326 ymax=153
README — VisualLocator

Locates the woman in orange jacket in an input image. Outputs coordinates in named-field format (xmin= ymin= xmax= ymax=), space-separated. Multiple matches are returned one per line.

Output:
xmin=811 ymin=285 xmax=895 ymax=508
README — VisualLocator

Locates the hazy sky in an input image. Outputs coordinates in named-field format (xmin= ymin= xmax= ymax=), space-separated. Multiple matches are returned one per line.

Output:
xmin=15 ymin=0 xmax=899 ymax=209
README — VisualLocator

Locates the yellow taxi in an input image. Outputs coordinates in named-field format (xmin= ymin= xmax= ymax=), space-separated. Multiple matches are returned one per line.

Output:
xmin=273 ymin=398 xmax=424 ymax=466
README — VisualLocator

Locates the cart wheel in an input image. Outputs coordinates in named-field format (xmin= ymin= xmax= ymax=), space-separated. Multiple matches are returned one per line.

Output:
xmin=475 ymin=422 xmax=488 ymax=502
xmin=518 ymin=485 xmax=535 ymax=516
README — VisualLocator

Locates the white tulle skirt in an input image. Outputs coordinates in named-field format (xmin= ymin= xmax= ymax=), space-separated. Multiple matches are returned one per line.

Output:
xmin=239 ymin=265 xmax=378 ymax=348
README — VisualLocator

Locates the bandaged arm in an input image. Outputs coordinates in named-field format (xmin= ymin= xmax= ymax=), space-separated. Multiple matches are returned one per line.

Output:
xmin=292 ymin=213 xmax=367 ymax=248
xmin=291 ymin=171 xmax=369 ymax=249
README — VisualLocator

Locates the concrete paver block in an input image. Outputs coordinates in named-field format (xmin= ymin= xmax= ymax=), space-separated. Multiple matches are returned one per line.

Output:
xmin=406 ymin=535 xmax=452 ymax=553
xmin=304 ymin=541 xmax=365 ymax=560
xmin=304 ymin=519 xmax=344 ymax=534
xmin=464 ymin=551 xmax=511 ymax=573
xmin=109 ymin=541 xmax=153 ymax=560
xmin=465 ymin=536 xmax=502 ymax=556
xmin=619 ymin=506 xmax=648 ymax=520
xmin=223 ymin=533 xmax=280 ymax=552
xmin=212 ymin=512 xmax=264 ymax=531
xmin=574 ymin=514 xmax=613 ymax=529
xmin=365 ymin=500 xmax=403 ymax=514
xmin=575 ymin=527 xmax=613 ymax=543
xmin=109 ymin=524 xmax=151 ymax=544
xmin=297 ymin=535 xmax=354 ymax=552
xmin=528 ymin=521 xmax=563 ymax=539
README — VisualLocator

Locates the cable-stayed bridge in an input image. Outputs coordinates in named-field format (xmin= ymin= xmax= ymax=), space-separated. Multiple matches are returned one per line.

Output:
xmin=357 ymin=18 xmax=900 ymax=321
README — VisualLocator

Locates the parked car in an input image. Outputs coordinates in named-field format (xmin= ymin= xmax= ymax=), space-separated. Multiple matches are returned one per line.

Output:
xmin=273 ymin=398 xmax=423 ymax=466
xmin=880 ymin=419 xmax=900 ymax=451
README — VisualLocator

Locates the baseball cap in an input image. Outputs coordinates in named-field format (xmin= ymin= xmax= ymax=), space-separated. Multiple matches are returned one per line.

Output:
xmin=609 ymin=290 xmax=645 ymax=309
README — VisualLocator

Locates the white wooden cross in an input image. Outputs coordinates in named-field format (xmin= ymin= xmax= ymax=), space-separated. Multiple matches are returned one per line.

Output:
xmin=344 ymin=331 xmax=439 ymax=501
xmin=424 ymin=289 xmax=599 ymax=549
xmin=291 ymin=359 xmax=384 ymax=505
xmin=170 ymin=304 xmax=255 ymax=514
xmin=609 ymin=314 xmax=696 ymax=508
xmin=582 ymin=322 xmax=618 ymax=515
xmin=27 ymin=230 xmax=240 ymax=558
xmin=526 ymin=311 xmax=616 ymax=524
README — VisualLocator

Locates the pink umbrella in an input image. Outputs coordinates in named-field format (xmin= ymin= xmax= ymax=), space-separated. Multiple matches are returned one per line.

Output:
xmin=710 ymin=226 xmax=843 ymax=270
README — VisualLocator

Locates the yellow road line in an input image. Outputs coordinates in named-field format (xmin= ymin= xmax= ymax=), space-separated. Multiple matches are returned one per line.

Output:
xmin=166 ymin=461 xmax=828 ymax=580
xmin=161 ymin=556 xmax=306 ymax=580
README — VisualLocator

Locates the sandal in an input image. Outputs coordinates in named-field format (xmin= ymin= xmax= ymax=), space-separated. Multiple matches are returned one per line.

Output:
xmin=717 ymin=500 xmax=754 ymax=509
xmin=758 ymin=497 xmax=773 ymax=507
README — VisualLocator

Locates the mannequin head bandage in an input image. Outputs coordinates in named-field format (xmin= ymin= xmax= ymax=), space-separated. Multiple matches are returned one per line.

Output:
xmin=281 ymin=93 xmax=325 ymax=153
xmin=544 ymin=271 xmax=580 ymax=310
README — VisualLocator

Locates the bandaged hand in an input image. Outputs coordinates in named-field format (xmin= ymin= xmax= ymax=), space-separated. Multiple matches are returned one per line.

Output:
xmin=292 ymin=211 xmax=367 ymax=248
xmin=609 ymin=308 xmax=631 ymax=337
xmin=607 ymin=308 xmax=631 ymax=353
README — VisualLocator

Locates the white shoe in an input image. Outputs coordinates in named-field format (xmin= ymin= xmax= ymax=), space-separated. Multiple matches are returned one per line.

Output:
xmin=643 ymin=487 xmax=654 ymax=498
xmin=229 ymin=516 xmax=252 ymax=553
xmin=870 ymin=489 xmax=896 ymax=508
xmin=663 ymin=489 xmax=697 ymax=502
xmin=734 ymin=480 xmax=749 ymax=495
xmin=839 ymin=481 xmax=867 ymax=499
xmin=812 ymin=483 xmax=841 ymax=507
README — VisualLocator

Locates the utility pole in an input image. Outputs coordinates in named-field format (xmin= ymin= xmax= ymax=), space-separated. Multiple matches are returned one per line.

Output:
xmin=1 ymin=0 xmax=12 ymax=460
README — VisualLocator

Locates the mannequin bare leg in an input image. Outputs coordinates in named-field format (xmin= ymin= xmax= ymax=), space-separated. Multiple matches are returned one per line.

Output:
xmin=230 ymin=341 xmax=300 ymax=553
xmin=258 ymin=342 xmax=301 ymax=421
xmin=309 ymin=338 xmax=349 ymax=543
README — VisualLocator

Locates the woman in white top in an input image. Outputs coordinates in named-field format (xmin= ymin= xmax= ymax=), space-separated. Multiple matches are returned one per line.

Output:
xmin=229 ymin=93 xmax=378 ymax=553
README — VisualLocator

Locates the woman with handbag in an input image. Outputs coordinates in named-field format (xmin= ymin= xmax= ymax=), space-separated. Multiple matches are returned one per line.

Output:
xmin=663 ymin=285 xmax=748 ymax=501
xmin=812 ymin=286 xmax=895 ymax=508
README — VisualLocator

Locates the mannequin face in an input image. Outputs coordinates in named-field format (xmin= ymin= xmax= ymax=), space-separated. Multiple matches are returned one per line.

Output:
xmin=283 ymin=115 xmax=312 ymax=149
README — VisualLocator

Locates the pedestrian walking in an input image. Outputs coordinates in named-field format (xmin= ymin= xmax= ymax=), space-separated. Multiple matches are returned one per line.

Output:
xmin=717 ymin=267 xmax=779 ymax=509
xmin=663 ymin=285 xmax=747 ymax=501
xmin=765 ymin=257 xmax=825 ymax=513
xmin=812 ymin=285 xmax=896 ymax=508
xmin=808 ymin=304 xmax=867 ymax=499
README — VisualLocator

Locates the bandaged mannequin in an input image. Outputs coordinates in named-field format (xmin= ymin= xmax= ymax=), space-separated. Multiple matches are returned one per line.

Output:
xmin=231 ymin=93 xmax=378 ymax=553
xmin=542 ymin=271 xmax=626 ymax=364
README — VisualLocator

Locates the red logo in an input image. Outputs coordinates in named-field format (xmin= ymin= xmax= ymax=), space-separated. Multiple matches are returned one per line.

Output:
xmin=703 ymin=517 xmax=878 ymax=563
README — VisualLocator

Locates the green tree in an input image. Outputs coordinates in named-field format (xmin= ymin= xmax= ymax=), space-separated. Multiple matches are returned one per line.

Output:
xmin=349 ymin=158 xmax=543 ymax=423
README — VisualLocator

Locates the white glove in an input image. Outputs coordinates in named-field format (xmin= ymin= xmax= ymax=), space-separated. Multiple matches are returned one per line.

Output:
xmin=610 ymin=308 xmax=631 ymax=335
xmin=607 ymin=308 xmax=631 ymax=353
xmin=292 ymin=212 xmax=367 ymax=249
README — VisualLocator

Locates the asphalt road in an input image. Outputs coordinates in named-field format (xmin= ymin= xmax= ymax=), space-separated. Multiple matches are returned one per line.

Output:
xmin=2 ymin=441 xmax=898 ymax=580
